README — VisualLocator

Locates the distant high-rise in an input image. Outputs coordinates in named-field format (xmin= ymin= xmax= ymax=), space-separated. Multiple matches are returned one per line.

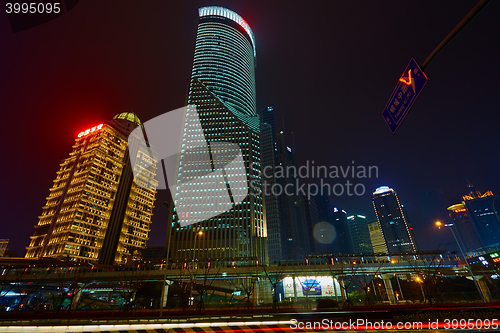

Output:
xmin=260 ymin=104 xmax=312 ymax=261
xmin=275 ymin=130 xmax=309 ymax=259
xmin=315 ymin=194 xmax=333 ymax=224
xmin=447 ymin=203 xmax=482 ymax=254
xmin=310 ymin=194 xmax=333 ymax=254
xmin=167 ymin=7 xmax=267 ymax=263
xmin=462 ymin=185 xmax=500 ymax=251
xmin=347 ymin=215 xmax=373 ymax=254
xmin=368 ymin=221 xmax=386 ymax=253
xmin=303 ymin=198 xmax=320 ymax=254
xmin=26 ymin=113 xmax=158 ymax=264
xmin=372 ymin=186 xmax=417 ymax=253
xmin=331 ymin=207 xmax=354 ymax=254
xmin=260 ymin=105 xmax=281 ymax=262
xmin=443 ymin=185 xmax=500 ymax=255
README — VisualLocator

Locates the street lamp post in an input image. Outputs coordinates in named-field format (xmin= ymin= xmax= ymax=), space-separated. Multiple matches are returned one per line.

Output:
xmin=415 ymin=276 xmax=426 ymax=302
xmin=436 ymin=221 xmax=486 ymax=303
xmin=159 ymin=201 xmax=173 ymax=317
xmin=193 ymin=229 xmax=203 ymax=261
xmin=395 ymin=275 xmax=405 ymax=301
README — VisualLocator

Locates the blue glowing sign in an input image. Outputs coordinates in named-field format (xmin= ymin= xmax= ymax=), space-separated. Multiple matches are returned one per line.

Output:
xmin=382 ymin=58 xmax=428 ymax=134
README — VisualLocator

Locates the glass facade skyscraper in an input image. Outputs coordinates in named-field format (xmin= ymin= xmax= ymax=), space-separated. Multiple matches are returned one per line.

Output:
xmin=260 ymin=105 xmax=281 ymax=262
xmin=462 ymin=186 xmax=500 ymax=251
xmin=331 ymin=208 xmax=354 ymax=254
xmin=448 ymin=185 xmax=500 ymax=254
xmin=447 ymin=203 xmax=482 ymax=254
xmin=347 ymin=215 xmax=374 ymax=254
xmin=191 ymin=6 xmax=257 ymax=118
xmin=372 ymin=186 xmax=417 ymax=253
xmin=168 ymin=7 xmax=267 ymax=263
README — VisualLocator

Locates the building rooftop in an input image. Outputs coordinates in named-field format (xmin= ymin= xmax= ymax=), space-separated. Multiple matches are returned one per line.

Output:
xmin=199 ymin=6 xmax=256 ymax=58
xmin=113 ymin=112 xmax=142 ymax=126
xmin=373 ymin=186 xmax=393 ymax=195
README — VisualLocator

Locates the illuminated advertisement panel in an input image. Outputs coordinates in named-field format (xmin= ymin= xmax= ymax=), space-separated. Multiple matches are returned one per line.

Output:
xmin=282 ymin=276 xmax=341 ymax=298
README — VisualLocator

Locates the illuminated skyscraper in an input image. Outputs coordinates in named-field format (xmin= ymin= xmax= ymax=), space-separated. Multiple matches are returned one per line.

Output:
xmin=26 ymin=112 xmax=158 ymax=264
xmin=372 ymin=186 xmax=417 ymax=253
xmin=368 ymin=221 xmax=386 ymax=253
xmin=462 ymin=185 xmax=500 ymax=251
xmin=447 ymin=203 xmax=482 ymax=254
xmin=347 ymin=215 xmax=373 ymax=254
xmin=191 ymin=6 xmax=256 ymax=118
xmin=448 ymin=185 xmax=500 ymax=254
xmin=168 ymin=7 xmax=267 ymax=263
xmin=331 ymin=208 xmax=354 ymax=254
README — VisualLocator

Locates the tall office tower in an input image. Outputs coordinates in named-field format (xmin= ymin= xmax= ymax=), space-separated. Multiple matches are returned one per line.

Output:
xmin=26 ymin=113 xmax=158 ymax=264
xmin=447 ymin=203 xmax=482 ymax=254
xmin=315 ymin=193 xmax=333 ymax=223
xmin=462 ymin=185 xmax=500 ymax=251
xmin=168 ymin=7 xmax=267 ymax=263
xmin=260 ymin=105 xmax=277 ymax=149
xmin=259 ymin=104 xmax=310 ymax=261
xmin=191 ymin=6 xmax=256 ymax=117
xmin=368 ymin=221 xmax=387 ymax=253
xmin=260 ymin=105 xmax=281 ymax=262
xmin=303 ymin=198 xmax=320 ymax=254
xmin=347 ymin=215 xmax=373 ymax=254
xmin=331 ymin=208 xmax=354 ymax=254
xmin=372 ymin=186 xmax=417 ymax=253
xmin=310 ymin=194 xmax=333 ymax=254
xmin=275 ymin=131 xmax=309 ymax=259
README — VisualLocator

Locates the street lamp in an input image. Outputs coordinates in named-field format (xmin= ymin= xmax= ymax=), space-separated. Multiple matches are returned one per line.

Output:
xmin=435 ymin=221 xmax=486 ymax=303
xmin=414 ymin=276 xmax=426 ymax=301
xmin=193 ymin=227 xmax=204 ymax=261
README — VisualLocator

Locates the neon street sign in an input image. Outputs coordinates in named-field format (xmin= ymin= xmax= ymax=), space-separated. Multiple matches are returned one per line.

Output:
xmin=382 ymin=58 xmax=428 ymax=134
xmin=78 ymin=124 xmax=103 ymax=138
xmin=399 ymin=70 xmax=412 ymax=85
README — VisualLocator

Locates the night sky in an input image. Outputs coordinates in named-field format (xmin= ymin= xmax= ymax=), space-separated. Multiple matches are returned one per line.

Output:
xmin=1 ymin=1 xmax=499 ymax=256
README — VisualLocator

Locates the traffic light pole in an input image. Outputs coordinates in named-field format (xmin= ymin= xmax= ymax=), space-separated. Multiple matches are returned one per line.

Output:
xmin=421 ymin=0 xmax=491 ymax=71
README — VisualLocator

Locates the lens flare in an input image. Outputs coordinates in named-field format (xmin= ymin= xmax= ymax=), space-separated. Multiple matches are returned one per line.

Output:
xmin=313 ymin=221 xmax=336 ymax=244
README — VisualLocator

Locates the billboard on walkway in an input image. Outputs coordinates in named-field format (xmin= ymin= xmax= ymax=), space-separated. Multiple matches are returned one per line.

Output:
xmin=282 ymin=276 xmax=341 ymax=298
